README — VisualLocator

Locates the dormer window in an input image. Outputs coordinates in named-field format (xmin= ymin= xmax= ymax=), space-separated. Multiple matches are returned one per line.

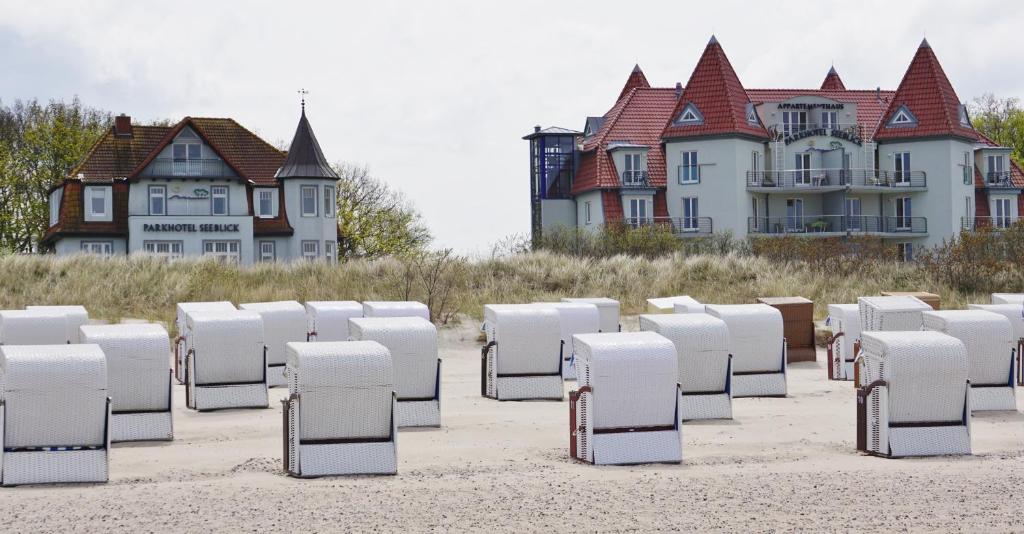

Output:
xmin=887 ymin=105 xmax=918 ymax=127
xmin=958 ymin=104 xmax=972 ymax=128
xmin=745 ymin=103 xmax=759 ymax=125
xmin=675 ymin=103 xmax=704 ymax=125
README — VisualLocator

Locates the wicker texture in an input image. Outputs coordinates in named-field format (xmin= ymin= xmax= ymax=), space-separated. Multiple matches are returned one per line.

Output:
xmin=348 ymin=317 xmax=438 ymax=401
xmin=186 ymin=310 xmax=265 ymax=385
xmin=189 ymin=382 xmax=268 ymax=411
xmin=922 ymin=310 xmax=1013 ymax=386
xmin=858 ymin=296 xmax=930 ymax=332
xmin=240 ymin=301 xmax=306 ymax=387
xmin=639 ymin=313 xmax=730 ymax=393
xmin=111 ymin=411 xmax=173 ymax=442
xmin=705 ymin=304 xmax=784 ymax=374
xmin=968 ymin=304 xmax=1024 ymax=342
xmin=25 ymin=305 xmax=89 ymax=344
xmin=175 ymin=302 xmax=236 ymax=383
xmin=0 ymin=310 xmax=69 ymax=345
xmin=561 ymin=298 xmax=620 ymax=333
xmin=827 ymin=304 xmax=860 ymax=380
xmin=991 ymin=293 xmax=1024 ymax=304
xmin=395 ymin=399 xmax=441 ymax=428
xmin=2 ymin=448 xmax=108 ymax=486
xmin=79 ymin=324 xmax=170 ymax=413
xmin=362 ymin=301 xmax=430 ymax=320
xmin=482 ymin=305 xmax=561 ymax=376
xmin=304 ymin=301 xmax=362 ymax=342
xmin=646 ymin=295 xmax=703 ymax=314
xmin=532 ymin=302 xmax=601 ymax=380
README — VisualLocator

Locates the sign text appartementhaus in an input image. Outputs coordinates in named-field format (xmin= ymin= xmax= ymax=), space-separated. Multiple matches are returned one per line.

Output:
xmin=142 ymin=223 xmax=241 ymax=232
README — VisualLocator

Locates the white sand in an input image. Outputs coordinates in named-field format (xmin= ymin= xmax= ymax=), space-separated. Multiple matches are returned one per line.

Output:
xmin=3 ymin=317 xmax=1023 ymax=532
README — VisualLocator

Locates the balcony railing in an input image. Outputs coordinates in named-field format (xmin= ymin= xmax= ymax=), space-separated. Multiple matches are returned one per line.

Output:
xmin=766 ymin=122 xmax=865 ymax=143
xmin=748 ymin=215 xmax=927 ymax=235
xmin=962 ymin=216 xmax=1021 ymax=231
xmin=623 ymin=216 xmax=713 ymax=235
xmin=142 ymin=158 xmax=236 ymax=178
xmin=984 ymin=171 xmax=1015 ymax=188
xmin=746 ymin=169 xmax=927 ymax=189
xmin=620 ymin=170 xmax=650 ymax=188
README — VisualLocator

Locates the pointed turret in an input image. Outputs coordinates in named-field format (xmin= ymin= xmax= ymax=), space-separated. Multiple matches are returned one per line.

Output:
xmin=277 ymin=105 xmax=340 ymax=179
xmin=820 ymin=65 xmax=846 ymax=91
xmin=661 ymin=35 xmax=766 ymax=140
xmin=617 ymin=64 xmax=651 ymax=101
xmin=874 ymin=39 xmax=977 ymax=141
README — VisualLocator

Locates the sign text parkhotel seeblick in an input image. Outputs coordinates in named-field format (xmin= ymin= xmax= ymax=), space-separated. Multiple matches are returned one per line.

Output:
xmin=142 ymin=223 xmax=241 ymax=232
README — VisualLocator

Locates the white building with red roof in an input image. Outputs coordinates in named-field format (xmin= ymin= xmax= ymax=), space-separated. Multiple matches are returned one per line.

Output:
xmin=526 ymin=37 xmax=1022 ymax=258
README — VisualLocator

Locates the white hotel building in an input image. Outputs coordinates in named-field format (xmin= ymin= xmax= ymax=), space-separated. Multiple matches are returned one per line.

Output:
xmin=43 ymin=107 xmax=339 ymax=264
xmin=525 ymin=37 xmax=1022 ymax=259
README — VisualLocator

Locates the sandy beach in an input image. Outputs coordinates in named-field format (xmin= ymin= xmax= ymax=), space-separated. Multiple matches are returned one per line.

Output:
xmin=2 ymin=316 xmax=1023 ymax=533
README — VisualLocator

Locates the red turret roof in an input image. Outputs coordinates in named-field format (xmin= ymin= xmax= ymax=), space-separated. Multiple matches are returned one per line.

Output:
xmin=820 ymin=66 xmax=846 ymax=91
xmin=617 ymin=64 xmax=651 ymax=101
xmin=661 ymin=36 xmax=767 ymax=141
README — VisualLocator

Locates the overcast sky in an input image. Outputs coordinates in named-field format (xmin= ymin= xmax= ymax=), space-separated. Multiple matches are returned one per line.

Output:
xmin=2 ymin=0 xmax=1022 ymax=253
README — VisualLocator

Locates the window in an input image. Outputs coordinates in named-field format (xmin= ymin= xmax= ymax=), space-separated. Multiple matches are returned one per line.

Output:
xmin=49 ymin=189 xmax=62 ymax=226
xmin=211 ymin=186 xmax=228 ymax=216
xmin=994 ymin=198 xmax=1012 ymax=228
xmin=786 ymin=198 xmax=804 ymax=231
xmin=897 ymin=242 xmax=914 ymax=262
xmin=821 ymin=111 xmax=838 ymax=129
xmin=85 ymin=186 xmax=110 ymax=220
xmin=751 ymin=197 xmax=760 ymax=231
xmin=258 ymin=189 xmax=274 ymax=218
xmin=679 ymin=151 xmax=699 ymax=184
xmin=675 ymin=103 xmax=704 ymax=125
xmin=846 ymin=198 xmax=862 ymax=231
xmin=782 ymin=111 xmax=807 ymax=136
xmin=172 ymin=143 xmax=202 ymax=175
xmin=301 ymin=186 xmax=318 ymax=216
xmin=745 ymin=103 xmax=758 ymax=125
xmin=324 ymin=240 xmax=336 ymax=263
xmin=628 ymin=198 xmax=648 ymax=228
xmin=143 ymin=241 xmax=183 ymax=259
xmin=988 ymin=154 xmax=1006 ymax=185
xmin=893 ymin=152 xmax=911 ymax=184
xmin=962 ymin=152 xmax=972 ymax=185
xmin=842 ymin=153 xmax=853 ymax=185
xmin=81 ymin=241 xmax=113 ymax=255
xmin=324 ymin=185 xmax=335 ymax=218
xmin=895 ymin=197 xmax=912 ymax=230
xmin=302 ymin=240 xmax=319 ymax=260
xmin=584 ymin=201 xmax=592 ymax=224
xmin=751 ymin=151 xmax=761 ymax=182
xmin=259 ymin=241 xmax=276 ymax=262
xmin=681 ymin=197 xmax=699 ymax=232
xmin=965 ymin=196 xmax=973 ymax=229
xmin=203 ymin=240 xmax=240 ymax=264
xmin=795 ymin=153 xmax=811 ymax=185
xmin=888 ymin=106 xmax=917 ymax=127
xmin=149 ymin=185 xmax=166 ymax=215
xmin=623 ymin=153 xmax=644 ymax=185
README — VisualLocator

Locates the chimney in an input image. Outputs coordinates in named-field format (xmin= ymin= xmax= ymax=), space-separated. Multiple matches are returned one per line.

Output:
xmin=875 ymin=87 xmax=881 ymax=102
xmin=675 ymin=82 xmax=683 ymax=98
xmin=534 ymin=125 xmax=541 ymax=133
xmin=114 ymin=114 xmax=132 ymax=138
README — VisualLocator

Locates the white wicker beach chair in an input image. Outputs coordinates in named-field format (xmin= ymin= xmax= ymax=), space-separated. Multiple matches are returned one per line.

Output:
xmin=968 ymin=303 xmax=1024 ymax=386
xmin=855 ymin=331 xmax=970 ymax=458
xmin=561 ymin=298 xmax=621 ymax=333
xmin=174 ymin=301 xmax=236 ymax=384
xmin=239 ymin=301 xmax=307 ymax=388
xmin=362 ymin=301 xmax=430 ymax=320
xmin=481 ymin=304 xmax=563 ymax=401
xmin=0 ymin=310 xmax=70 ymax=345
xmin=184 ymin=310 xmax=268 ymax=411
xmin=826 ymin=304 xmax=860 ymax=381
xmin=569 ymin=332 xmax=682 ymax=465
xmin=348 ymin=317 xmax=440 ymax=427
xmin=531 ymin=302 xmax=601 ymax=381
xmin=704 ymin=304 xmax=786 ymax=397
xmin=991 ymin=293 xmax=1024 ymax=304
xmin=282 ymin=341 xmax=397 ymax=477
xmin=304 ymin=301 xmax=362 ymax=342
xmin=922 ymin=310 xmax=1016 ymax=412
xmin=0 ymin=344 xmax=110 ymax=485
xmin=639 ymin=314 xmax=732 ymax=420
xmin=858 ymin=296 xmax=931 ymax=333
xmin=646 ymin=295 xmax=703 ymax=314
xmin=79 ymin=324 xmax=173 ymax=442
xmin=25 ymin=305 xmax=89 ymax=344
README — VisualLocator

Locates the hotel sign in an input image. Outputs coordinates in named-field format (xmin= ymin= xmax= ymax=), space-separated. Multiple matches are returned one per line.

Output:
xmin=142 ymin=223 xmax=240 ymax=232
xmin=778 ymin=103 xmax=845 ymax=110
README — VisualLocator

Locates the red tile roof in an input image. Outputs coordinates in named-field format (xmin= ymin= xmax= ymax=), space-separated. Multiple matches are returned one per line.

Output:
xmin=874 ymin=39 xmax=980 ymax=142
xmin=820 ymin=66 xmax=846 ymax=91
xmin=617 ymin=64 xmax=651 ymax=101
xmin=745 ymin=88 xmax=895 ymax=133
xmin=64 ymin=125 xmax=172 ymax=186
xmin=661 ymin=36 xmax=768 ymax=141
xmin=41 ymin=180 xmax=130 ymax=246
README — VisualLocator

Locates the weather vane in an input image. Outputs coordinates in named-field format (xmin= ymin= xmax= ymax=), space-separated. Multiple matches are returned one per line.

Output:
xmin=298 ymin=88 xmax=309 ymax=111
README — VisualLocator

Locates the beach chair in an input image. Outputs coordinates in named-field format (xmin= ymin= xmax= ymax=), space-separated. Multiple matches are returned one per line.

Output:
xmin=79 ymin=324 xmax=173 ymax=442
xmin=184 ymin=310 xmax=268 ymax=411
xmin=0 ymin=310 xmax=69 ymax=345
xmin=348 ymin=317 xmax=440 ymax=427
xmin=481 ymin=304 xmax=563 ymax=401
xmin=304 ymin=301 xmax=362 ymax=342
xmin=855 ymin=331 xmax=970 ymax=458
xmin=826 ymin=304 xmax=860 ymax=381
xmin=362 ymin=301 xmax=430 ymax=320
xmin=561 ymin=297 xmax=621 ymax=333
xmin=25 ymin=305 xmax=89 ymax=343
xmin=991 ymin=293 xmax=1024 ymax=304
xmin=647 ymin=295 xmax=704 ymax=314
xmin=858 ymin=296 xmax=931 ymax=332
xmin=174 ymin=301 xmax=236 ymax=384
xmin=704 ymin=304 xmax=786 ymax=397
xmin=922 ymin=310 xmax=1016 ymax=411
xmin=239 ymin=301 xmax=308 ymax=387
xmin=569 ymin=332 xmax=682 ymax=465
xmin=639 ymin=313 xmax=732 ymax=420
xmin=0 ymin=344 xmax=110 ymax=485
xmin=282 ymin=341 xmax=397 ymax=477
xmin=531 ymin=302 xmax=601 ymax=380
xmin=968 ymin=303 xmax=1024 ymax=386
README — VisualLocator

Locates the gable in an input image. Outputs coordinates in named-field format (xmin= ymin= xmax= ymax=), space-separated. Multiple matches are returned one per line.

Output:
xmin=674 ymin=103 xmax=705 ymax=125
xmin=886 ymin=105 xmax=918 ymax=128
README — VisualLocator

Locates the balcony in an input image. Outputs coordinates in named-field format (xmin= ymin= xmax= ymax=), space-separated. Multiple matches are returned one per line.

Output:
xmin=620 ymin=170 xmax=651 ymax=188
xmin=766 ymin=122 xmax=865 ymax=144
xmin=746 ymin=169 xmax=927 ymax=190
xmin=962 ymin=216 xmax=1021 ymax=231
xmin=141 ymin=158 xmax=237 ymax=178
xmin=983 ymin=171 xmax=1016 ymax=188
xmin=623 ymin=216 xmax=713 ymax=236
xmin=748 ymin=215 xmax=927 ymax=236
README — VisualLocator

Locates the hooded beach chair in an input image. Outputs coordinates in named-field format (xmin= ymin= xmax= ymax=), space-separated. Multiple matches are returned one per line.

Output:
xmin=991 ymin=293 xmax=1024 ymax=304
xmin=348 ymin=317 xmax=440 ymax=427
xmin=0 ymin=344 xmax=110 ymax=485
xmin=481 ymin=304 xmax=563 ymax=401
xmin=304 ymin=301 xmax=363 ymax=342
xmin=855 ymin=331 xmax=970 ymax=458
xmin=826 ymin=304 xmax=860 ymax=381
xmin=184 ymin=310 xmax=268 ymax=411
xmin=858 ymin=296 xmax=931 ymax=333
xmin=531 ymin=302 xmax=601 ymax=380
xmin=239 ymin=301 xmax=308 ymax=387
xmin=362 ymin=301 xmax=430 ymax=320
xmin=569 ymin=332 xmax=682 ymax=465
xmin=282 ymin=341 xmax=397 ymax=477
xmin=639 ymin=313 xmax=732 ymax=420
xmin=647 ymin=295 xmax=704 ymax=314
xmin=174 ymin=301 xmax=236 ymax=384
xmin=561 ymin=298 xmax=621 ymax=333
xmin=25 ymin=305 xmax=89 ymax=343
xmin=79 ymin=324 xmax=173 ymax=442
xmin=922 ymin=310 xmax=1016 ymax=411
xmin=968 ymin=303 xmax=1024 ymax=386
xmin=704 ymin=304 xmax=786 ymax=397
xmin=0 ymin=310 xmax=70 ymax=345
